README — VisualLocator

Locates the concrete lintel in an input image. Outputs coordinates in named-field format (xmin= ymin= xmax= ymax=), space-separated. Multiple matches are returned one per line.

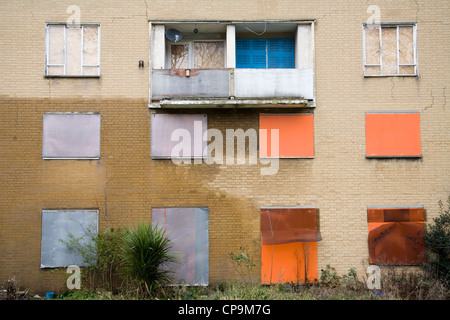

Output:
xmin=149 ymin=98 xmax=313 ymax=109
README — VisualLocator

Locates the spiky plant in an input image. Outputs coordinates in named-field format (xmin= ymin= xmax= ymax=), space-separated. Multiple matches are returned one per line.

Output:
xmin=120 ymin=222 xmax=177 ymax=296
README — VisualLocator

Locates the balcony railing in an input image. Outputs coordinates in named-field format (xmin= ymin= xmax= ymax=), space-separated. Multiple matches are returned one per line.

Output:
xmin=150 ymin=68 xmax=314 ymax=108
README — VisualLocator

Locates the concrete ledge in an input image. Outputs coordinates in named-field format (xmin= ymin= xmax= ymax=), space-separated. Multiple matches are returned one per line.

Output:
xmin=150 ymin=98 xmax=314 ymax=109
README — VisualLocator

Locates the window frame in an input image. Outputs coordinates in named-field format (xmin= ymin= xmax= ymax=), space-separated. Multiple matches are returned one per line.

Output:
xmin=45 ymin=22 xmax=101 ymax=77
xmin=363 ymin=22 xmax=418 ymax=77
xmin=166 ymin=39 xmax=226 ymax=69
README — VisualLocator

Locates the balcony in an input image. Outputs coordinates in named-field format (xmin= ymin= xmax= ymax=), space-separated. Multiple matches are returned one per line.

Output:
xmin=150 ymin=68 xmax=313 ymax=108
xmin=149 ymin=21 xmax=315 ymax=108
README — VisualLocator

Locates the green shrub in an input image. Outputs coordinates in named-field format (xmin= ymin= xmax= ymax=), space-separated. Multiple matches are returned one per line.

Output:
xmin=422 ymin=196 xmax=450 ymax=287
xmin=229 ymin=244 xmax=257 ymax=283
xmin=61 ymin=226 xmax=127 ymax=292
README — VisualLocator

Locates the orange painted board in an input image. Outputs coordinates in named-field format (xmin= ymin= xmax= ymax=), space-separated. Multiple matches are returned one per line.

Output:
xmin=365 ymin=113 xmax=421 ymax=157
xmin=261 ymin=242 xmax=318 ymax=284
xmin=259 ymin=114 xmax=314 ymax=158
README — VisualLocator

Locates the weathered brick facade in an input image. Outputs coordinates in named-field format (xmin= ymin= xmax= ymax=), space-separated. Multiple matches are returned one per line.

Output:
xmin=0 ymin=1 xmax=449 ymax=293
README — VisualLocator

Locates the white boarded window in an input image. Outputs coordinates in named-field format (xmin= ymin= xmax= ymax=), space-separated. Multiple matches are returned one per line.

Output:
xmin=42 ymin=113 xmax=101 ymax=159
xmin=40 ymin=209 xmax=98 ymax=268
xmin=151 ymin=113 xmax=207 ymax=159
xmin=152 ymin=207 xmax=209 ymax=285
xmin=45 ymin=24 xmax=100 ymax=77
xmin=363 ymin=23 xmax=417 ymax=76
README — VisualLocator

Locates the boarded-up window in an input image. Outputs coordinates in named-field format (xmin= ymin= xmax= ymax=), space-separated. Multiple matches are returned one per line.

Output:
xmin=46 ymin=24 xmax=100 ymax=76
xmin=42 ymin=113 xmax=101 ymax=159
xmin=194 ymin=42 xmax=225 ymax=69
xmin=152 ymin=207 xmax=209 ymax=285
xmin=170 ymin=41 xmax=224 ymax=69
xmin=368 ymin=207 xmax=426 ymax=265
xmin=40 ymin=209 xmax=98 ymax=268
xmin=151 ymin=113 xmax=207 ymax=159
xmin=363 ymin=24 xmax=417 ymax=76
xmin=261 ymin=208 xmax=321 ymax=284
xmin=365 ymin=112 xmax=421 ymax=157
xmin=259 ymin=114 xmax=314 ymax=158
xmin=171 ymin=44 xmax=189 ymax=69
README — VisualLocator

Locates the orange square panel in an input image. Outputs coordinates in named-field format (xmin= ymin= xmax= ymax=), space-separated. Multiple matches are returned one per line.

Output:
xmin=365 ymin=112 xmax=421 ymax=157
xmin=260 ymin=114 xmax=314 ymax=158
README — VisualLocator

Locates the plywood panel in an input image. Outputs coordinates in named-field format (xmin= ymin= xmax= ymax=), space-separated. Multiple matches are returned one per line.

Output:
xmin=365 ymin=27 xmax=380 ymax=65
xmin=83 ymin=26 xmax=99 ymax=66
xmin=171 ymin=44 xmax=189 ymax=69
xmin=194 ymin=42 xmax=224 ymax=69
xmin=66 ymin=27 xmax=82 ymax=75
xmin=381 ymin=27 xmax=398 ymax=75
xmin=399 ymin=26 xmax=414 ymax=65
xmin=48 ymin=25 xmax=64 ymax=65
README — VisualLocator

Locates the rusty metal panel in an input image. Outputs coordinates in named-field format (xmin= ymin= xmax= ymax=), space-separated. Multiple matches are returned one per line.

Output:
xmin=260 ymin=208 xmax=321 ymax=245
xmin=151 ymin=69 xmax=230 ymax=99
xmin=368 ymin=208 xmax=426 ymax=265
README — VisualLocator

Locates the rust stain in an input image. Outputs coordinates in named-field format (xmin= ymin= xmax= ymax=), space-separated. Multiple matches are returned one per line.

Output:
xmin=163 ymin=69 xmax=200 ymax=77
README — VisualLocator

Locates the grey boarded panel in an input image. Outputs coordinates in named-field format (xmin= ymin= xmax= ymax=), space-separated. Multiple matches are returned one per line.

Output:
xmin=234 ymin=68 xmax=314 ymax=100
xmin=152 ymin=207 xmax=209 ymax=285
xmin=40 ymin=209 xmax=98 ymax=268
xmin=151 ymin=69 xmax=230 ymax=99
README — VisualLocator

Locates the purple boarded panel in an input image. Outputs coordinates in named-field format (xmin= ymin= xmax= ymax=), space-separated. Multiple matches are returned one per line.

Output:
xmin=42 ymin=113 xmax=101 ymax=159
xmin=151 ymin=113 xmax=207 ymax=159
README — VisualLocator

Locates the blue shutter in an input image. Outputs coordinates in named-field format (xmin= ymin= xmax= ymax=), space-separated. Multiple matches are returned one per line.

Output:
xmin=236 ymin=39 xmax=267 ymax=68
xmin=268 ymin=39 xmax=295 ymax=68
xmin=236 ymin=39 xmax=251 ymax=68
xmin=236 ymin=38 xmax=294 ymax=68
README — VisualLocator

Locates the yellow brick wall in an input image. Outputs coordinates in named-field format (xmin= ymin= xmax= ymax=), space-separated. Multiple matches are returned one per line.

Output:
xmin=0 ymin=0 xmax=449 ymax=293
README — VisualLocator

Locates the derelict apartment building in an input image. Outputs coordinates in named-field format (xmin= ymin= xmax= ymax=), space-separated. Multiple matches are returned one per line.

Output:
xmin=0 ymin=0 xmax=449 ymax=292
